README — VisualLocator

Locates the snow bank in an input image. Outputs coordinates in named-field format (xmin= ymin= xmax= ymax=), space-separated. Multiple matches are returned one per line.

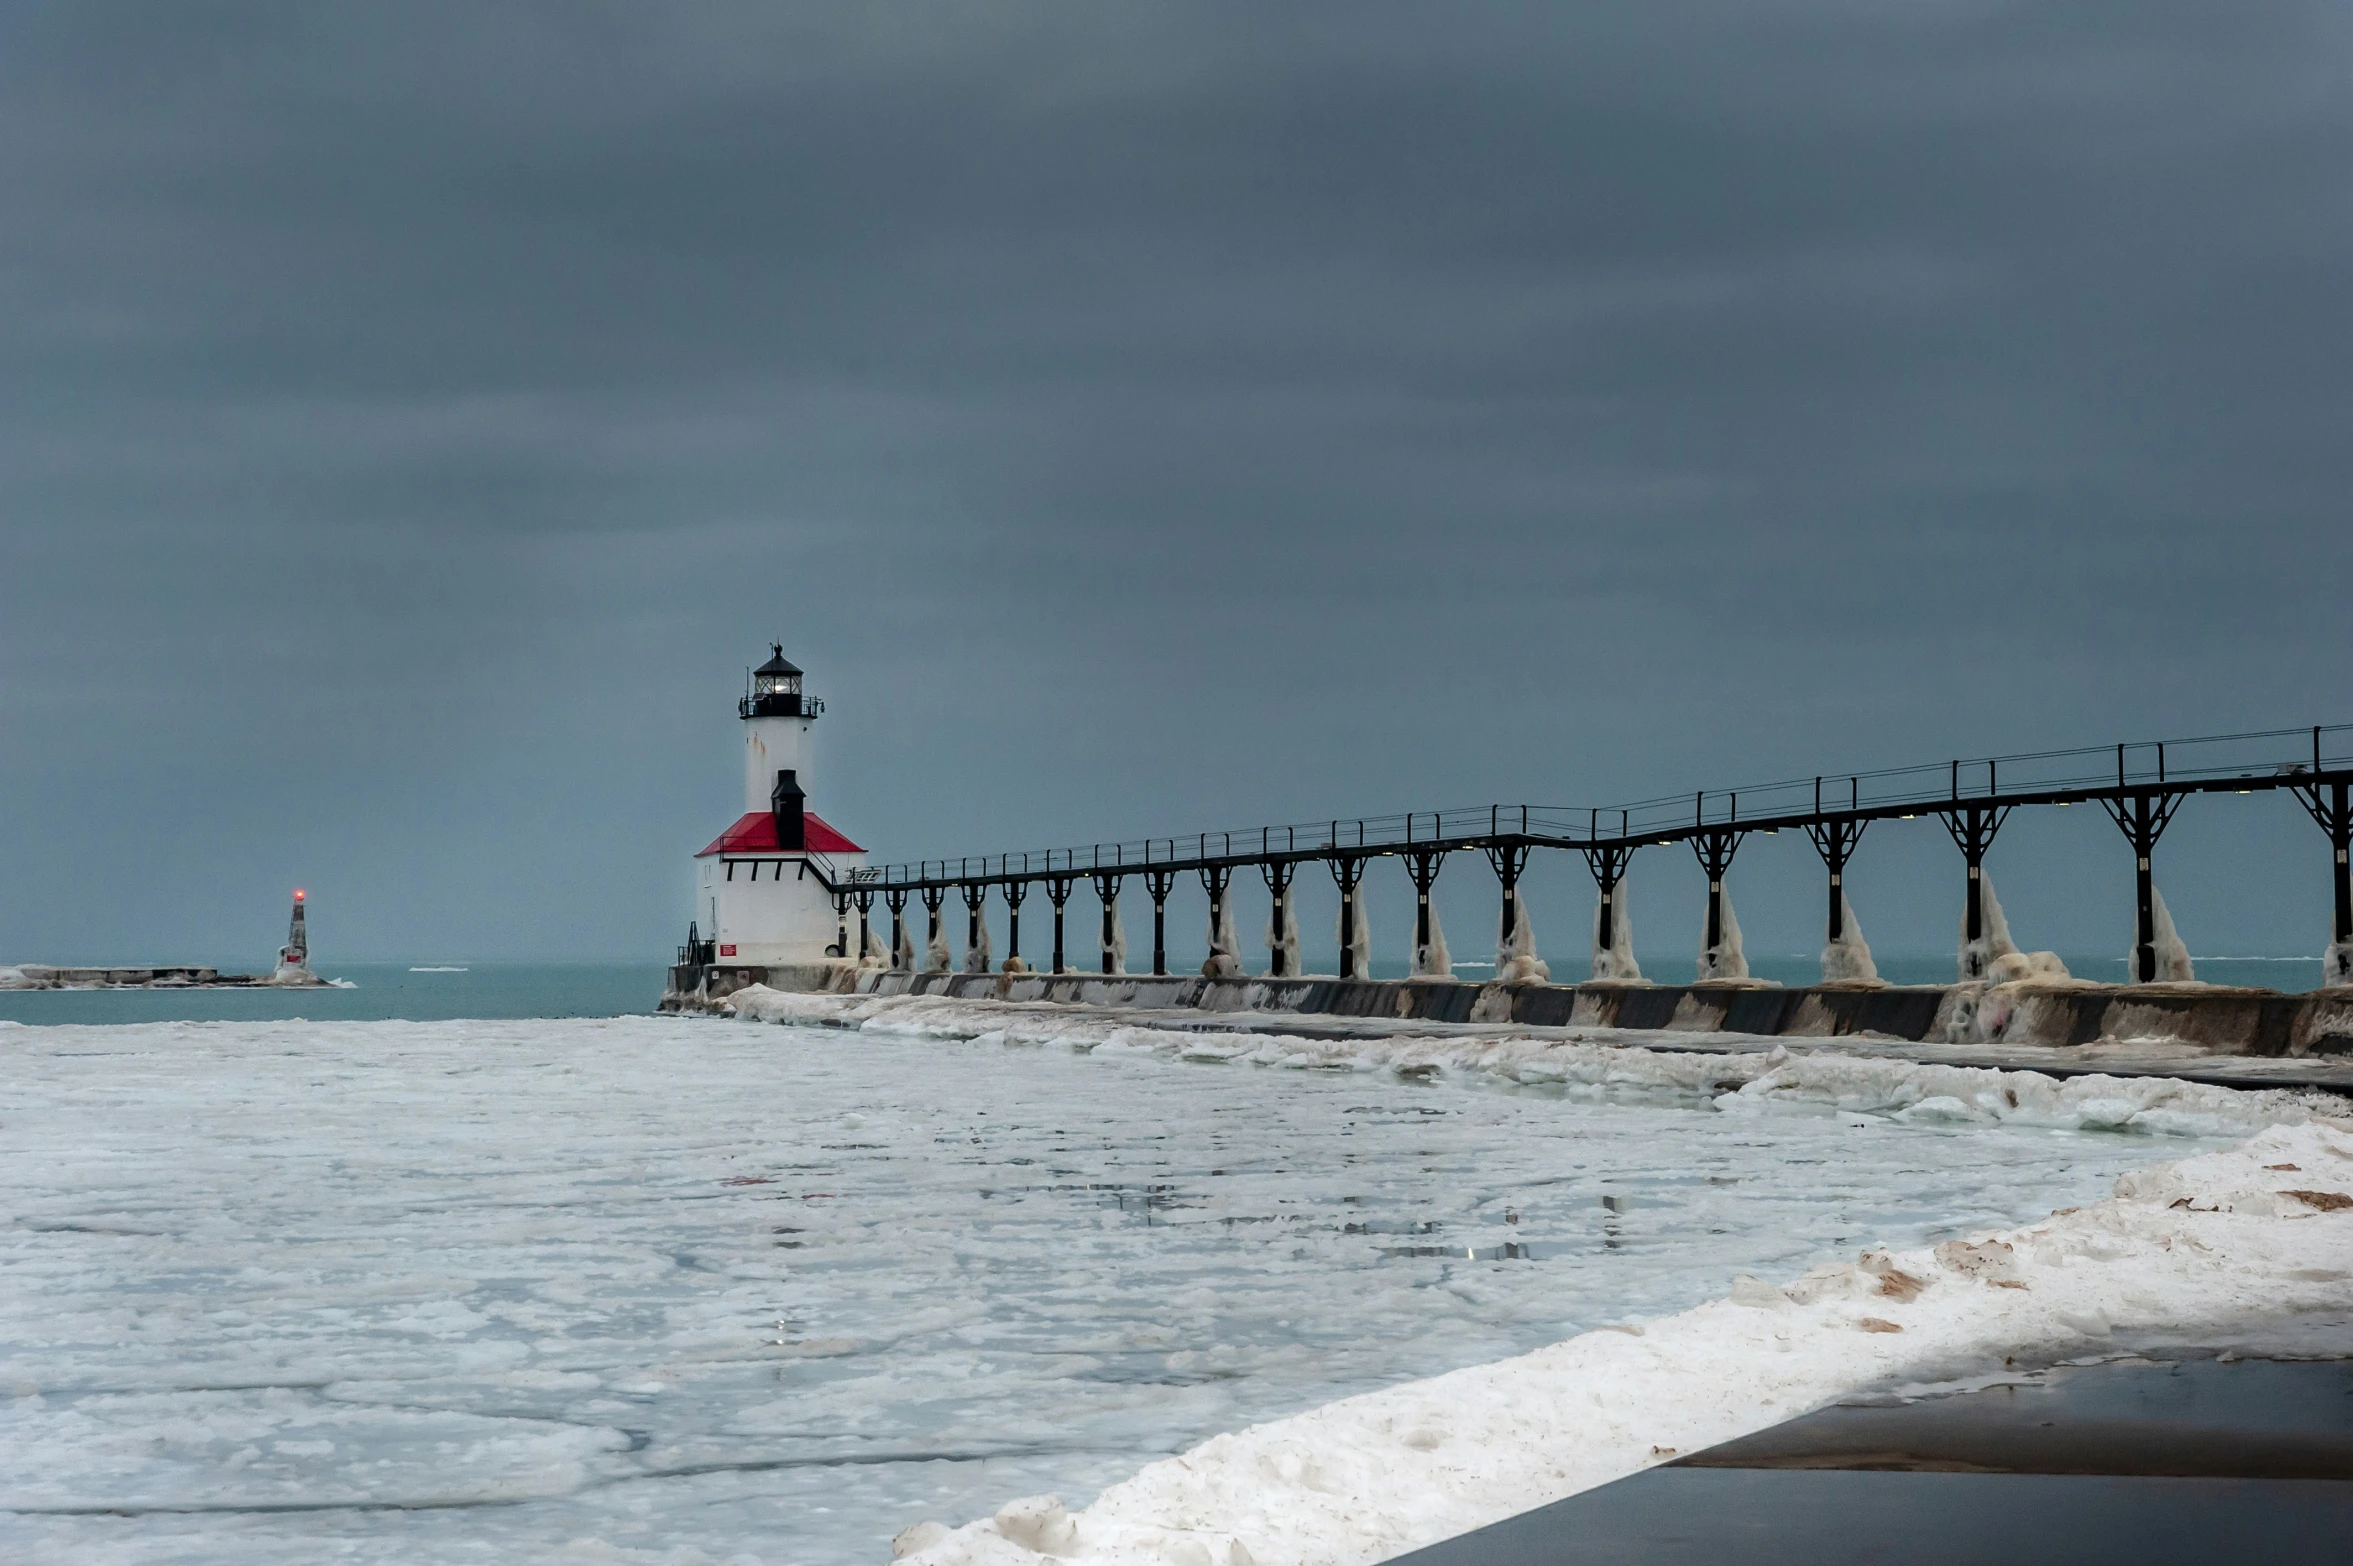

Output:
xmin=1819 ymin=894 xmax=1877 ymax=982
xmin=1496 ymin=890 xmax=1549 ymax=985
xmin=1695 ymin=889 xmax=1746 ymax=981
xmin=892 ymin=1122 xmax=2353 ymax=1566
xmin=1590 ymin=888 xmax=1641 ymax=981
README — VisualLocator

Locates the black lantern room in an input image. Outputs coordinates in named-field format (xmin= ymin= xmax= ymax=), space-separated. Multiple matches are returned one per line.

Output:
xmin=741 ymin=645 xmax=806 ymax=718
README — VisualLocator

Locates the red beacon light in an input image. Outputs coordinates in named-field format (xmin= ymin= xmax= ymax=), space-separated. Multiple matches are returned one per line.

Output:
xmin=293 ymin=889 xmax=306 ymax=902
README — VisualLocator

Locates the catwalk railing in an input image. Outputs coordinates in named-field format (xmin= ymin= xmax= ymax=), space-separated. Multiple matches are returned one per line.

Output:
xmin=785 ymin=722 xmax=2353 ymax=985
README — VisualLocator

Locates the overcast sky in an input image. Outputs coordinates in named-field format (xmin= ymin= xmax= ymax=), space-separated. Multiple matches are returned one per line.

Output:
xmin=3 ymin=2 xmax=2348 ymax=968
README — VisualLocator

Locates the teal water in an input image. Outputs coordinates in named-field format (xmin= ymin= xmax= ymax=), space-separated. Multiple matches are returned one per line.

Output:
xmin=0 ymin=963 xmax=671 ymax=1025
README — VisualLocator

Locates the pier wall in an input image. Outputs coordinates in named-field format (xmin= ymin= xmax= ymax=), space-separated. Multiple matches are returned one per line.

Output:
xmin=661 ymin=962 xmax=2353 ymax=1057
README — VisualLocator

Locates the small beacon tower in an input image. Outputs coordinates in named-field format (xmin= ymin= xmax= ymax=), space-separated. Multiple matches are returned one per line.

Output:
xmin=269 ymin=889 xmax=319 ymax=985
xmin=687 ymin=646 xmax=868 ymax=968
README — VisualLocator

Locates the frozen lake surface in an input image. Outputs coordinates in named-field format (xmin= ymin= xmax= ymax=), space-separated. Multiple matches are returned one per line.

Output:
xmin=0 ymin=1016 xmax=2237 ymax=1565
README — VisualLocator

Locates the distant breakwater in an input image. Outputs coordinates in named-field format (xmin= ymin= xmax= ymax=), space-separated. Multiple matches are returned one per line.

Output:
xmin=0 ymin=964 xmax=328 ymax=990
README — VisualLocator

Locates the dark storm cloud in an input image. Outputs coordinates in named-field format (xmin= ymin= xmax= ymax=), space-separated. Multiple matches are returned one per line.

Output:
xmin=2 ymin=2 xmax=2348 ymax=964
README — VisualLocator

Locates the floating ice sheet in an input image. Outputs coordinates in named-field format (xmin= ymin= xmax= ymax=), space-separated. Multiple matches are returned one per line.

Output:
xmin=0 ymin=1015 xmax=2335 ymax=1565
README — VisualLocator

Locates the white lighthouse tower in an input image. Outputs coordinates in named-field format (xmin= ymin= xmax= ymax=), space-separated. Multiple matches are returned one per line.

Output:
xmin=688 ymin=645 xmax=869 ymax=970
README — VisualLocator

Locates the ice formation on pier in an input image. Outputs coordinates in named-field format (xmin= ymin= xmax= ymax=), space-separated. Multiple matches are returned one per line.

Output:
xmin=892 ymin=917 xmax=916 ymax=973
xmin=1204 ymin=892 xmax=1244 ymax=979
xmin=1589 ymin=887 xmax=1641 ymax=981
xmin=1959 ymin=872 xmax=2021 ymax=979
xmin=924 ymin=912 xmax=953 ymax=974
xmin=1495 ymin=889 xmax=1549 ymax=984
xmin=2133 ymin=885 xmax=2195 ymax=982
xmin=1267 ymin=885 xmax=1301 ymax=977
xmin=1341 ymin=884 xmax=1371 ymax=979
xmin=1104 ymin=895 xmax=1128 ymax=976
xmin=2327 ymin=940 xmax=2353 ymax=988
xmin=1820 ymin=893 xmax=1878 ymax=982
xmin=1412 ymin=904 xmax=1451 ymax=978
xmin=964 ymin=911 xmax=993 ymax=974
xmin=1695 ymin=889 xmax=1747 ymax=981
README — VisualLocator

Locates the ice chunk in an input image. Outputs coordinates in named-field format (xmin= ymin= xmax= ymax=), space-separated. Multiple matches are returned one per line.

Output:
xmin=1205 ymin=888 xmax=1244 ymax=979
xmin=1819 ymin=893 xmax=1877 ymax=982
xmin=965 ymin=907 xmax=994 ymax=974
xmin=1960 ymin=871 xmax=2021 ymax=980
xmin=1413 ymin=902 xmax=1450 ymax=979
xmin=1984 ymin=950 xmax=2073 ymax=984
xmin=1266 ymin=884 xmax=1301 ymax=978
xmin=924 ymin=907 xmax=953 ymax=973
xmin=1590 ymin=884 xmax=1641 ymax=981
xmin=1339 ymin=882 xmax=1372 ymax=980
xmin=1496 ymin=889 xmax=1549 ymax=984
xmin=2127 ymin=885 xmax=2195 ymax=982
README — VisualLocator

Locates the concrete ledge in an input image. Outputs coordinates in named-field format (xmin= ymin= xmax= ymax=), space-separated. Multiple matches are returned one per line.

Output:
xmin=661 ymin=960 xmax=2353 ymax=1056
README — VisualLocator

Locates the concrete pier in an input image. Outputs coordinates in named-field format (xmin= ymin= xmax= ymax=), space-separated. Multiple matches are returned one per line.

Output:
xmin=660 ymin=962 xmax=2353 ymax=1062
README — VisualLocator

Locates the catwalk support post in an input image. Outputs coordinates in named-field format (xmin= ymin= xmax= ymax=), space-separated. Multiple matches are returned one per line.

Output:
xmin=1689 ymin=823 xmax=1745 ymax=971
xmin=884 ymin=888 xmax=909 ymax=972
xmin=1329 ymin=855 xmax=1366 ymax=979
xmin=1145 ymin=868 xmax=1177 ymax=977
xmin=829 ymin=889 xmax=852 ymax=958
xmin=1484 ymin=838 xmax=1531 ymax=974
xmin=1581 ymin=843 xmax=1633 ymax=964
xmin=1045 ymin=874 xmax=1075 ymax=975
xmin=1200 ymin=862 xmax=1236 ymax=976
xmin=919 ymin=886 xmax=947 ymax=972
xmin=1091 ymin=870 xmax=1125 ymax=975
xmin=961 ymin=881 xmax=989 ymax=973
xmin=1804 ymin=810 xmax=1867 ymax=948
xmin=2102 ymin=787 xmax=2184 ymax=984
xmin=1938 ymin=795 xmax=2012 ymax=980
xmin=2289 ymin=744 xmax=2353 ymax=979
xmin=1260 ymin=859 xmax=1296 ymax=977
xmin=1003 ymin=879 xmax=1027 ymax=969
xmin=1404 ymin=847 xmax=1447 ymax=974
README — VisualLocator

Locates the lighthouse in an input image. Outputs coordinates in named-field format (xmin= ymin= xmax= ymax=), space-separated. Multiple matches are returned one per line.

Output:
xmin=686 ymin=646 xmax=869 ymax=970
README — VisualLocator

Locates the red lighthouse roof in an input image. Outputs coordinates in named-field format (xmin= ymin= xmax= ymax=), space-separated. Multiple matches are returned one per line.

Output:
xmin=696 ymin=810 xmax=865 ymax=857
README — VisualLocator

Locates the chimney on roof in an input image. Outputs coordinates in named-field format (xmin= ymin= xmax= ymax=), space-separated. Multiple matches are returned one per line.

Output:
xmin=771 ymin=769 xmax=807 ymax=851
